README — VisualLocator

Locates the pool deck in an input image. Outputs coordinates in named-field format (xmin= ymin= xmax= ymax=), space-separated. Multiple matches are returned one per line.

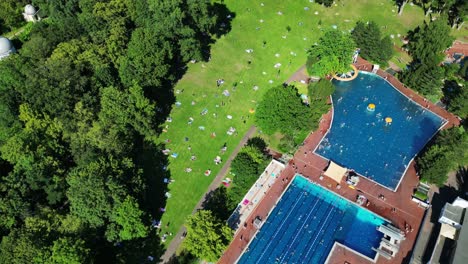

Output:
xmin=218 ymin=58 xmax=460 ymax=264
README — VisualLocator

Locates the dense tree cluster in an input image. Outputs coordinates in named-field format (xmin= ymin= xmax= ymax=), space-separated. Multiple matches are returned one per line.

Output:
xmin=417 ymin=127 xmax=468 ymax=187
xmin=442 ymin=62 xmax=468 ymax=119
xmin=351 ymin=21 xmax=394 ymax=66
xmin=183 ymin=210 xmax=232 ymax=262
xmin=399 ymin=16 xmax=454 ymax=97
xmin=306 ymin=30 xmax=356 ymax=77
xmin=256 ymin=85 xmax=315 ymax=135
xmin=255 ymin=80 xmax=333 ymax=153
xmin=0 ymin=0 xmax=226 ymax=262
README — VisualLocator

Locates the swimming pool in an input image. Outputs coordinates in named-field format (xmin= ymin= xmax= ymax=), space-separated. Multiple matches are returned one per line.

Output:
xmin=237 ymin=176 xmax=386 ymax=264
xmin=315 ymin=72 xmax=445 ymax=190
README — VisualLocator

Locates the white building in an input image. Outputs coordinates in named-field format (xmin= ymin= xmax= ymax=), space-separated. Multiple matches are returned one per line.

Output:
xmin=428 ymin=197 xmax=468 ymax=263
xmin=23 ymin=4 xmax=40 ymax=23
xmin=0 ymin=37 xmax=15 ymax=60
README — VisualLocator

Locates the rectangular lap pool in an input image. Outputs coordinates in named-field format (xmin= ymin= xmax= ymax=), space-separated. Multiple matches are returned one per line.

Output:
xmin=237 ymin=176 xmax=387 ymax=264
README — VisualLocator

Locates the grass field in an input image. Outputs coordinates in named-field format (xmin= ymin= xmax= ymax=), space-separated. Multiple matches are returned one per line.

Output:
xmin=157 ymin=0 xmax=430 ymax=247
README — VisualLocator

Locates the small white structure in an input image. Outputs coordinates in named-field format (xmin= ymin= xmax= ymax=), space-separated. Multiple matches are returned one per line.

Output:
xmin=372 ymin=64 xmax=380 ymax=73
xmin=373 ymin=224 xmax=406 ymax=260
xmin=0 ymin=36 xmax=15 ymax=60
xmin=23 ymin=4 xmax=40 ymax=22
xmin=323 ymin=161 xmax=347 ymax=183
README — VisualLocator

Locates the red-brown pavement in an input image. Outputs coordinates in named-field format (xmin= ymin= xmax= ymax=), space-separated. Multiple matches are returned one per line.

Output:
xmin=219 ymin=57 xmax=460 ymax=264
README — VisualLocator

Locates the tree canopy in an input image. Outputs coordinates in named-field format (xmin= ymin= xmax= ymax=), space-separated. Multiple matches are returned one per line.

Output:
xmin=306 ymin=30 xmax=356 ymax=77
xmin=255 ymin=85 xmax=315 ymax=135
xmin=417 ymin=127 xmax=468 ymax=187
xmin=351 ymin=21 xmax=393 ymax=66
xmin=406 ymin=16 xmax=454 ymax=65
xmin=183 ymin=210 xmax=233 ymax=262
xmin=0 ymin=0 xmax=227 ymax=262
xmin=400 ymin=16 xmax=454 ymax=98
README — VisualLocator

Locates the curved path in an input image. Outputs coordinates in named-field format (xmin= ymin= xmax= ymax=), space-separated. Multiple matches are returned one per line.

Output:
xmin=331 ymin=64 xmax=359 ymax=81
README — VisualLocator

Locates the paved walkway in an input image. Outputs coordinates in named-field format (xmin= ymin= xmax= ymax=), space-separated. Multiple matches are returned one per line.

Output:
xmin=160 ymin=125 xmax=257 ymax=263
xmin=285 ymin=65 xmax=308 ymax=84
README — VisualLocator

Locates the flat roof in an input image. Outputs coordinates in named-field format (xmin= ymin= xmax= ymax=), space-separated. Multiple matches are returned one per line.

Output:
xmin=452 ymin=209 xmax=468 ymax=264
xmin=442 ymin=203 xmax=464 ymax=224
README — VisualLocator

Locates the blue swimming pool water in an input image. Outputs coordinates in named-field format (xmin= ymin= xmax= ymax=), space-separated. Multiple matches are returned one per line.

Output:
xmin=315 ymin=72 xmax=445 ymax=190
xmin=237 ymin=176 xmax=386 ymax=264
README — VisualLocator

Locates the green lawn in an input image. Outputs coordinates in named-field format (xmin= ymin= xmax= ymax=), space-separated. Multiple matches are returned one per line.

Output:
xmin=157 ymin=0 xmax=428 ymax=247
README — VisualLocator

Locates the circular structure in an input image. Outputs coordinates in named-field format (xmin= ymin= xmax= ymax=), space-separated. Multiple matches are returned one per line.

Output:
xmin=367 ymin=103 xmax=376 ymax=111
xmin=332 ymin=64 xmax=359 ymax=81
xmin=0 ymin=37 xmax=15 ymax=60
xmin=24 ymin=4 xmax=36 ymax=15
xmin=385 ymin=117 xmax=392 ymax=124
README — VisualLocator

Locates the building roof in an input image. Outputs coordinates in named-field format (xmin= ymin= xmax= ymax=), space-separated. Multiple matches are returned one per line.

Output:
xmin=24 ymin=4 xmax=37 ymax=16
xmin=441 ymin=203 xmax=464 ymax=224
xmin=440 ymin=223 xmax=458 ymax=240
xmin=452 ymin=211 xmax=468 ymax=264
xmin=0 ymin=37 xmax=13 ymax=55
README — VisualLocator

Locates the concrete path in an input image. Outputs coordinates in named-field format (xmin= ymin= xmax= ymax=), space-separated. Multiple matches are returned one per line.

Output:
xmin=285 ymin=65 xmax=308 ymax=84
xmin=160 ymin=126 xmax=257 ymax=263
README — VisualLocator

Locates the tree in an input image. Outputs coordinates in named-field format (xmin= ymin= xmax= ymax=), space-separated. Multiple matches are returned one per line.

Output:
xmin=0 ymin=0 xmax=29 ymax=32
xmin=66 ymin=159 xmax=124 ymax=227
xmin=308 ymin=79 xmax=335 ymax=101
xmin=407 ymin=16 xmax=454 ymax=65
xmin=256 ymin=85 xmax=314 ymax=134
xmin=106 ymin=196 xmax=148 ymax=241
xmin=246 ymin=137 xmax=267 ymax=152
xmin=307 ymin=30 xmax=356 ymax=77
xmin=203 ymin=187 xmax=231 ymax=221
xmin=183 ymin=210 xmax=233 ymax=262
xmin=400 ymin=63 xmax=445 ymax=97
xmin=417 ymin=145 xmax=450 ymax=186
xmin=351 ymin=21 xmax=394 ymax=66
xmin=119 ymin=26 xmax=174 ymax=88
xmin=417 ymin=127 xmax=468 ymax=186
xmin=446 ymin=82 xmax=468 ymax=119
xmin=48 ymin=237 xmax=90 ymax=264
xmin=227 ymin=144 xmax=269 ymax=210
xmin=400 ymin=16 xmax=454 ymax=97
xmin=230 ymin=152 xmax=261 ymax=180
xmin=0 ymin=0 xmax=229 ymax=262
xmin=0 ymin=228 xmax=50 ymax=263
xmin=307 ymin=80 xmax=334 ymax=130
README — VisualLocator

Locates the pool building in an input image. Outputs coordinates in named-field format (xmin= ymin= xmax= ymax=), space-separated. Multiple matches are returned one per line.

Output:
xmin=238 ymin=176 xmax=403 ymax=264
xmin=219 ymin=62 xmax=460 ymax=264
